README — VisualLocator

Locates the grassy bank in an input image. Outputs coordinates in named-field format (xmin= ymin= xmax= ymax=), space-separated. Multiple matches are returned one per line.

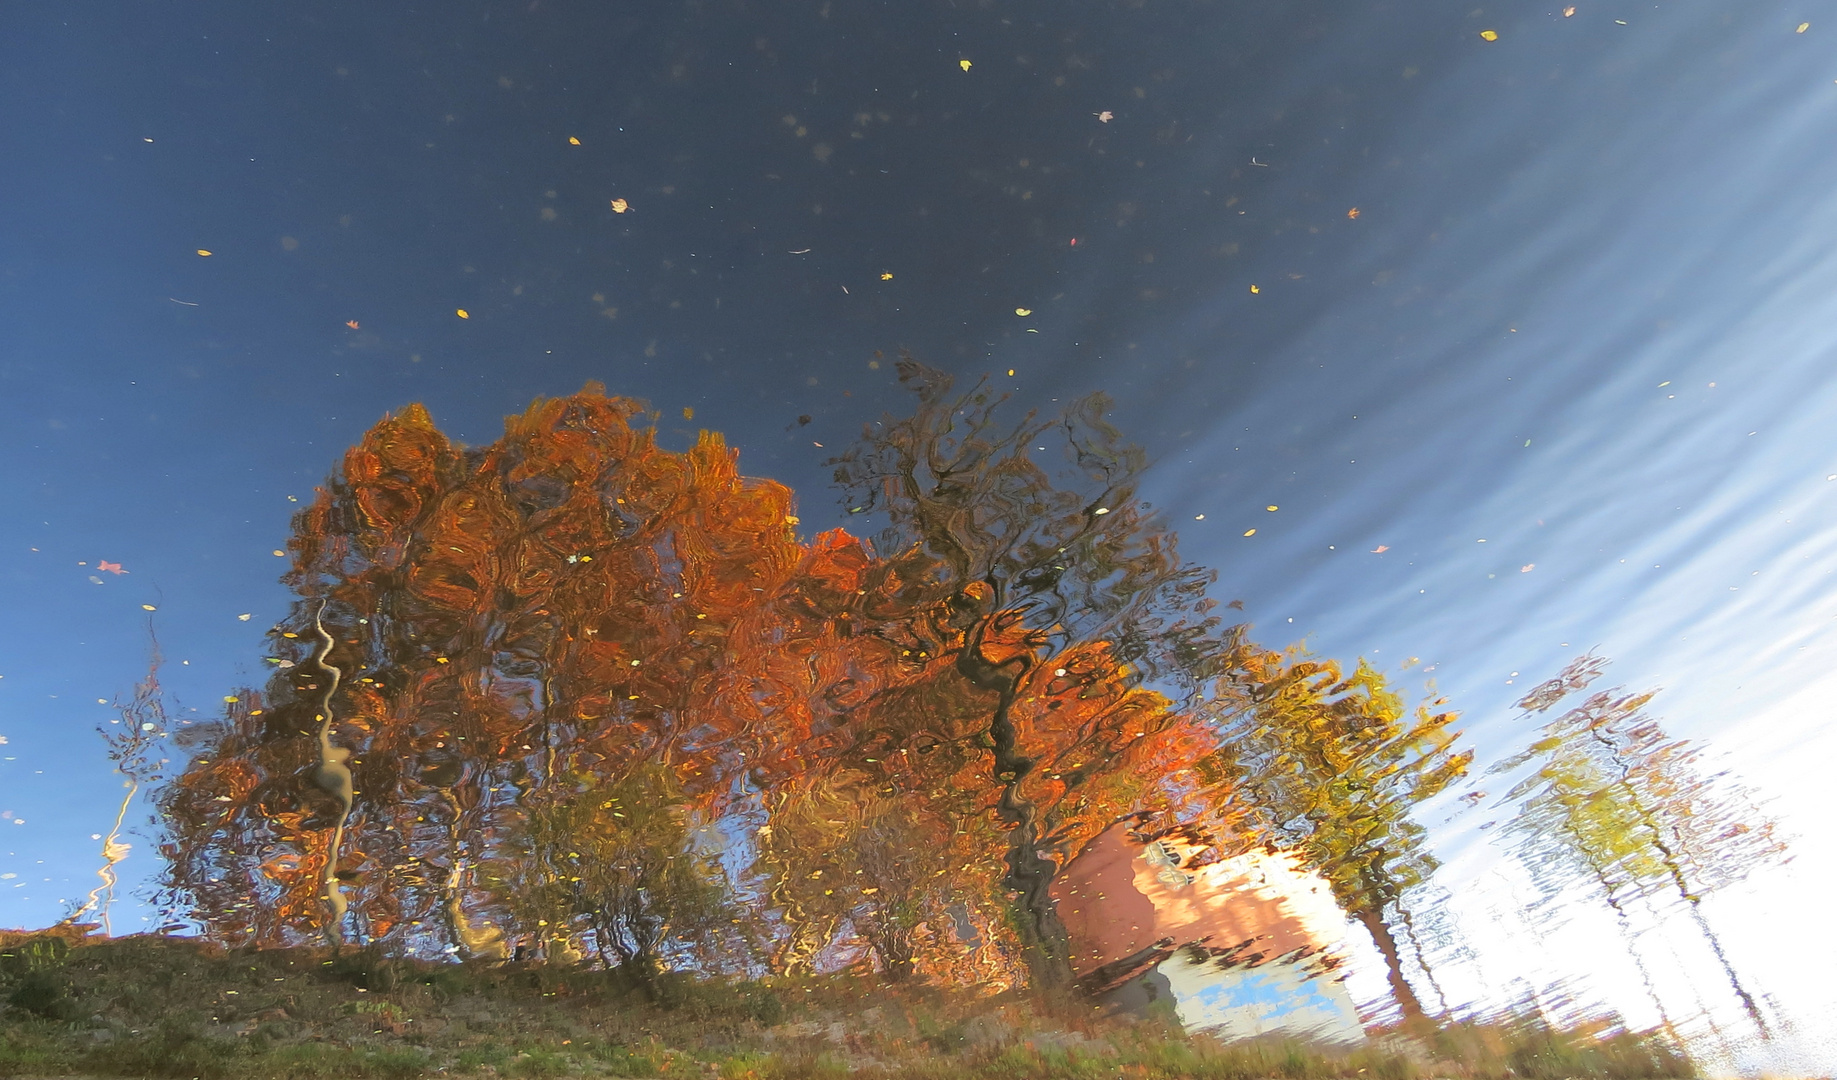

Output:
xmin=0 ymin=929 xmax=1691 ymax=1079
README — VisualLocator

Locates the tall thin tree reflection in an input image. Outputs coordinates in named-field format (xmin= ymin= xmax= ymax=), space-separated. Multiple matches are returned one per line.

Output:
xmin=1491 ymin=654 xmax=1789 ymax=1038
xmin=1191 ymin=648 xmax=1472 ymax=1023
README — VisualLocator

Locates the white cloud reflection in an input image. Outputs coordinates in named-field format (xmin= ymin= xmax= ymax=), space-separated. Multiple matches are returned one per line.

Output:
xmin=1144 ymin=1 xmax=1837 ymax=1067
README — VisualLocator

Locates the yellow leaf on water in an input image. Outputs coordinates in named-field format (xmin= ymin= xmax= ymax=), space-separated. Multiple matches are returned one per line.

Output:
xmin=682 ymin=406 xmax=694 ymax=420
xmin=142 ymin=604 xmax=157 ymax=611
xmin=456 ymin=309 xmax=470 ymax=319
xmin=1563 ymin=5 xmax=1576 ymax=14
xmin=610 ymin=198 xmax=630 ymax=213
xmin=1249 ymin=284 xmax=1260 ymax=294
xmin=959 ymin=59 xmax=972 ymax=71
xmin=1797 ymin=22 xmax=1810 ymax=33
xmin=1243 ymin=528 xmax=1257 ymax=537
xmin=196 ymin=249 xmax=212 ymax=256
xmin=568 ymin=136 xmax=581 ymax=145
xmin=1266 ymin=505 xmax=1279 ymax=512
xmin=880 ymin=272 xmax=894 ymax=280
xmin=1480 ymin=29 xmax=1499 ymax=40
xmin=1015 ymin=307 xmax=1032 ymax=316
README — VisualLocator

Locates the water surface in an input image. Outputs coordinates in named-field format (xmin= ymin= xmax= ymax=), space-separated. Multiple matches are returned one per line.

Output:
xmin=3 ymin=1 xmax=1834 ymax=1070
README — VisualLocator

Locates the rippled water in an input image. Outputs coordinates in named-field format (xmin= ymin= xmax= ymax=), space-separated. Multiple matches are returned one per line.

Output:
xmin=3 ymin=1 xmax=1834 ymax=1073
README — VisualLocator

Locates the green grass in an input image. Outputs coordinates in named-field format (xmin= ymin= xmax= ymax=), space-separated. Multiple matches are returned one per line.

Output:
xmin=0 ymin=929 xmax=1693 ymax=1079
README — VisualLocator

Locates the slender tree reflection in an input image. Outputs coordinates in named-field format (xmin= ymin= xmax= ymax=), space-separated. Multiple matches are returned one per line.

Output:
xmin=66 ymin=623 xmax=173 ymax=936
xmin=1194 ymin=648 xmax=1472 ymax=1023
xmin=1490 ymin=654 xmax=1789 ymax=1038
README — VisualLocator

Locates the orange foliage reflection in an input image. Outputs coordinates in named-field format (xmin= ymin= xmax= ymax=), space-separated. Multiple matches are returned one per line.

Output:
xmin=156 ymin=371 xmax=1464 ymax=1010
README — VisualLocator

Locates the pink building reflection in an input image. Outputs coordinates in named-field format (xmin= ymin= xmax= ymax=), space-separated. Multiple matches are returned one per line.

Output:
xmin=1052 ymin=822 xmax=1368 ymax=1043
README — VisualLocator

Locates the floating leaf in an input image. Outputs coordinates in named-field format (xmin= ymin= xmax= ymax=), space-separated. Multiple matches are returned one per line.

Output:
xmin=610 ymin=198 xmax=630 ymax=213
xmin=959 ymin=59 xmax=972 ymax=71
xmin=456 ymin=309 xmax=470 ymax=319
xmin=1479 ymin=29 xmax=1499 ymax=40
xmin=1015 ymin=307 xmax=1032 ymax=316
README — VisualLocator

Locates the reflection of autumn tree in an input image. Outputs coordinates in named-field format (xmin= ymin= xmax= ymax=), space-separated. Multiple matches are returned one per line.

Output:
xmin=160 ymin=388 xmax=811 ymax=957
xmin=1493 ymin=655 xmax=1787 ymax=1038
xmin=158 ymin=689 xmax=347 ymax=946
xmin=1194 ymin=647 xmax=1470 ymax=1024
xmin=826 ymin=357 xmax=1240 ymax=989
xmin=760 ymin=780 xmax=969 ymax=981
xmin=500 ymin=764 xmax=733 ymax=984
